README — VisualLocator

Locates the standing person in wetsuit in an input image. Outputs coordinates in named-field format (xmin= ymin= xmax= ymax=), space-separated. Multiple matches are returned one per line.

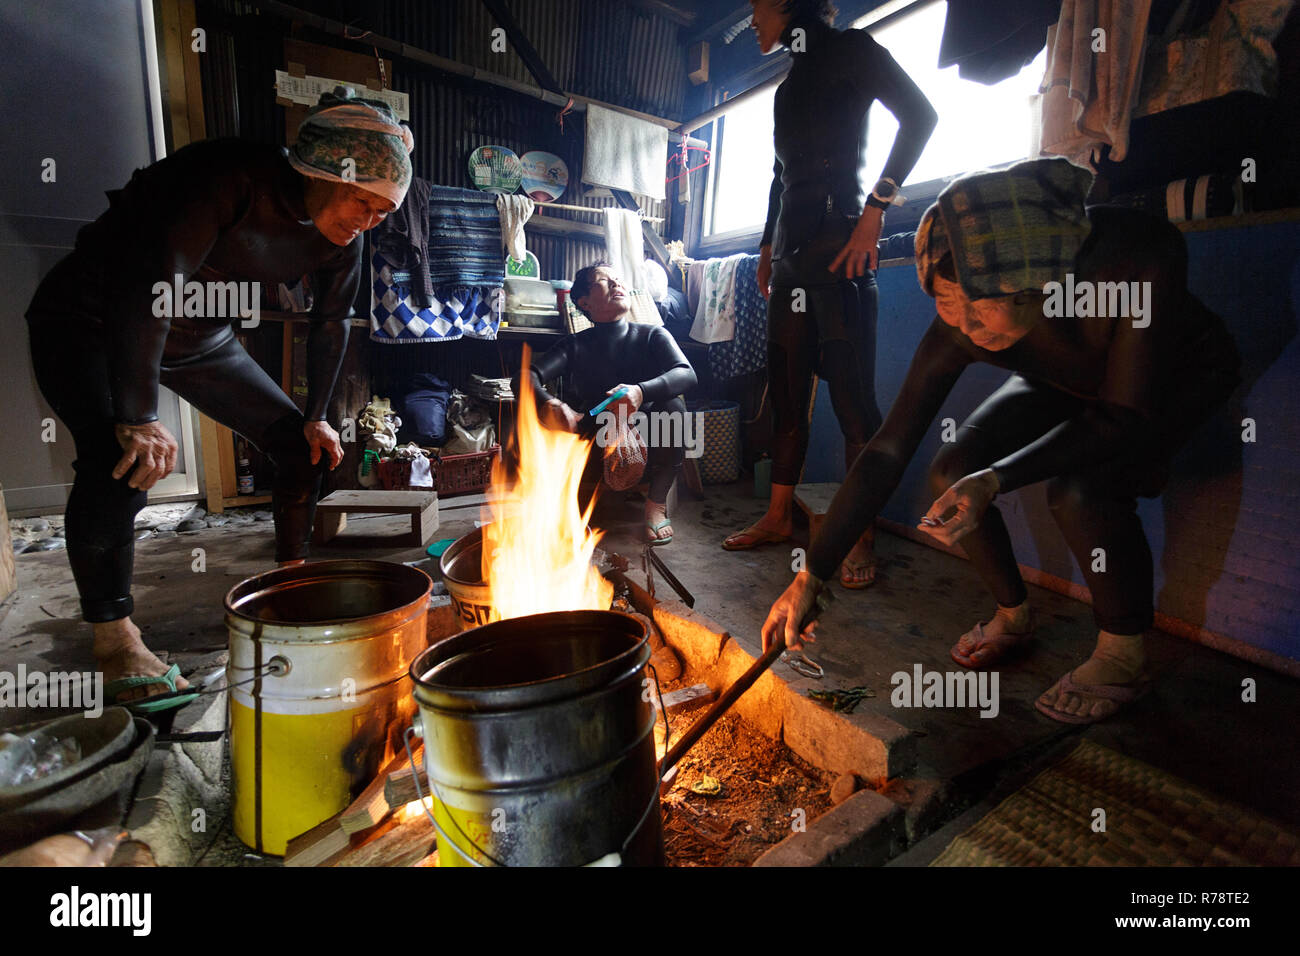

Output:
xmin=517 ymin=263 xmax=697 ymax=545
xmin=761 ymin=159 xmax=1240 ymax=724
xmin=23 ymin=89 xmax=413 ymax=708
xmin=722 ymin=0 xmax=937 ymax=592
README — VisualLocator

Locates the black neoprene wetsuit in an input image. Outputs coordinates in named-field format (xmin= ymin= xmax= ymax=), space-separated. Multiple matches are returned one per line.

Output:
xmin=520 ymin=319 xmax=697 ymax=502
xmin=760 ymin=18 xmax=937 ymax=486
xmin=806 ymin=207 xmax=1241 ymax=634
xmin=25 ymin=138 xmax=363 ymax=621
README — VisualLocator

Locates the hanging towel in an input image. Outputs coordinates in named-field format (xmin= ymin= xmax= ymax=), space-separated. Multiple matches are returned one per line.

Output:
xmin=689 ymin=254 xmax=746 ymax=345
xmin=708 ymin=255 xmax=768 ymax=380
xmin=938 ymin=0 xmax=1059 ymax=85
xmin=583 ymin=103 xmax=668 ymax=201
xmin=496 ymin=194 xmax=535 ymax=262
xmin=371 ymin=176 xmax=434 ymax=307
xmin=426 ymin=185 xmax=507 ymax=286
xmin=603 ymin=207 xmax=649 ymax=292
xmin=1033 ymin=0 xmax=1154 ymax=167
xmin=370 ymin=252 xmax=502 ymax=344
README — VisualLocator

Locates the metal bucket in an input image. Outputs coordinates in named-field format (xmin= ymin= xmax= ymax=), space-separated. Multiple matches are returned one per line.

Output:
xmin=225 ymin=560 xmax=431 ymax=855
xmin=409 ymin=609 xmax=664 ymax=866
xmin=439 ymin=527 xmax=494 ymax=630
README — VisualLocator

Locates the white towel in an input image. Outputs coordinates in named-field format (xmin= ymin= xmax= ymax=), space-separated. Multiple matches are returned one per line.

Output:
xmin=496 ymin=194 xmax=535 ymax=262
xmin=603 ymin=207 xmax=648 ymax=292
xmin=1034 ymin=0 xmax=1153 ymax=167
xmin=689 ymin=254 xmax=746 ymax=345
xmin=583 ymin=103 xmax=667 ymax=201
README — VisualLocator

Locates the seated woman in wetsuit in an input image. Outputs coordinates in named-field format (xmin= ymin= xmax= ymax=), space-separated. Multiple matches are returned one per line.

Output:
xmin=760 ymin=158 xmax=1240 ymax=724
xmin=24 ymin=88 xmax=413 ymax=708
xmin=722 ymin=0 xmax=937 ymax=592
xmin=517 ymin=262 xmax=697 ymax=545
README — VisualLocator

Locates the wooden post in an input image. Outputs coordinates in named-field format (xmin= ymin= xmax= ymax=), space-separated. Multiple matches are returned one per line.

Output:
xmin=0 ymin=483 xmax=16 ymax=604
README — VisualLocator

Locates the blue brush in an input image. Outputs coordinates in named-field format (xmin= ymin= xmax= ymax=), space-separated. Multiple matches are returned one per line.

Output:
xmin=588 ymin=387 xmax=629 ymax=417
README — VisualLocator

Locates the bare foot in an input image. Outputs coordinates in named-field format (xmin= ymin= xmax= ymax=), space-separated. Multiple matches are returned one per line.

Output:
xmin=93 ymin=618 xmax=190 ymax=703
xmin=722 ymin=511 xmax=792 ymax=550
xmin=645 ymin=501 xmax=673 ymax=543
xmin=952 ymin=601 xmax=1034 ymax=668
xmin=1037 ymin=632 xmax=1146 ymax=720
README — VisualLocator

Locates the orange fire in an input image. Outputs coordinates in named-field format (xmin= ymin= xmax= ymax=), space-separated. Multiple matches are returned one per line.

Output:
xmin=481 ymin=349 xmax=613 ymax=621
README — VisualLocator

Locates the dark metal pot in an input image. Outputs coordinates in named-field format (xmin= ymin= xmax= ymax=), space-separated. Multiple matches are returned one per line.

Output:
xmin=409 ymin=609 xmax=663 ymax=867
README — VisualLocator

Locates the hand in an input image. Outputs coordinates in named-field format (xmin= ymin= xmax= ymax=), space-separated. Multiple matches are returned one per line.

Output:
xmin=761 ymin=571 xmax=824 ymax=653
xmin=606 ymin=384 xmax=643 ymax=415
xmin=542 ymin=400 xmax=583 ymax=433
xmin=917 ymin=468 xmax=1000 ymax=546
xmin=303 ymin=419 xmax=344 ymax=470
xmin=113 ymin=421 xmax=179 ymax=490
xmin=829 ymin=208 xmax=883 ymax=280
xmin=757 ymin=245 xmax=773 ymax=301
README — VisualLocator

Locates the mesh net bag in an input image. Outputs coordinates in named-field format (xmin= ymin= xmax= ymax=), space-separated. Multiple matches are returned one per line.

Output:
xmin=602 ymin=415 xmax=648 ymax=491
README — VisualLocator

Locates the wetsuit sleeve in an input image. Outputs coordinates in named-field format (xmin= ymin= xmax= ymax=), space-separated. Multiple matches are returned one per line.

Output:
xmin=990 ymin=246 xmax=1182 ymax=493
xmin=637 ymin=327 xmax=697 ymax=404
xmin=760 ymin=154 xmax=784 ymax=248
xmin=808 ymin=319 xmax=970 ymax=580
xmin=303 ymin=240 xmax=362 ymax=421
xmin=854 ymin=31 xmax=937 ymax=187
xmin=515 ymin=337 xmax=574 ymax=409
xmin=108 ymin=171 xmax=251 ymax=425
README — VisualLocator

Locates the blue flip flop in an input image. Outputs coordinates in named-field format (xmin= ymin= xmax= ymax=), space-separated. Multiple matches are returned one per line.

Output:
xmin=104 ymin=664 xmax=199 ymax=714
xmin=646 ymin=518 xmax=673 ymax=546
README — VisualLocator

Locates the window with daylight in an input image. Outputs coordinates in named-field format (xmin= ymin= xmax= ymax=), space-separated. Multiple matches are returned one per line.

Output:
xmin=701 ymin=0 xmax=1048 ymax=240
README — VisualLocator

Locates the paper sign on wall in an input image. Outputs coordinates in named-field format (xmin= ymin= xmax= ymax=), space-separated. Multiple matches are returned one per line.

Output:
xmin=274 ymin=70 xmax=409 ymax=120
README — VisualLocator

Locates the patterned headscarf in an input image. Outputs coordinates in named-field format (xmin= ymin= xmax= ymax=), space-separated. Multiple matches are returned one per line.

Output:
xmin=288 ymin=86 xmax=414 ymax=207
xmin=915 ymin=158 xmax=1094 ymax=299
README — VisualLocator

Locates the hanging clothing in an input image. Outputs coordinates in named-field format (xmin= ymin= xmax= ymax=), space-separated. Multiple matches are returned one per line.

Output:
xmin=708 ymin=254 xmax=769 ymax=381
xmin=371 ymin=176 xmax=434 ymax=307
xmin=603 ymin=207 xmax=648 ymax=292
xmin=689 ymin=253 xmax=746 ymax=344
xmin=496 ymin=193 xmax=535 ymax=263
xmin=1034 ymin=0 xmax=1155 ymax=166
xmin=937 ymin=0 xmax=1060 ymax=85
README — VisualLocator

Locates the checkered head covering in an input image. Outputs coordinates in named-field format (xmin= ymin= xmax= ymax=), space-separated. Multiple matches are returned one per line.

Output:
xmin=915 ymin=158 xmax=1094 ymax=300
xmin=288 ymin=86 xmax=414 ymax=207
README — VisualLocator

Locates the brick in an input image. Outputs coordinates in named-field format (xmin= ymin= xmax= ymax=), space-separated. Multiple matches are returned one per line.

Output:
xmin=657 ymin=683 xmax=716 ymax=717
xmin=425 ymin=596 xmax=459 ymax=642
xmin=651 ymin=600 xmax=729 ymax=674
xmin=754 ymin=789 xmax=906 ymax=867
xmin=782 ymin=689 xmax=915 ymax=783
xmin=711 ymin=638 xmax=784 ymax=740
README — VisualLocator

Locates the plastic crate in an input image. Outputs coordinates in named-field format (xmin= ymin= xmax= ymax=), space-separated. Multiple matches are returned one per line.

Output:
xmin=430 ymin=445 xmax=500 ymax=498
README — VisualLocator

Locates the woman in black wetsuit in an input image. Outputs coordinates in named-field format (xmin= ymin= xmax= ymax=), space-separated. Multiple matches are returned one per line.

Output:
xmin=761 ymin=159 xmax=1240 ymax=725
xmin=23 ymin=89 xmax=413 ymax=707
xmin=722 ymin=0 xmax=937 ymax=592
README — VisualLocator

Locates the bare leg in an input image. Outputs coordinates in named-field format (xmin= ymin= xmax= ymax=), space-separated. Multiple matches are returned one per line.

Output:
xmin=94 ymin=617 xmax=190 ymax=703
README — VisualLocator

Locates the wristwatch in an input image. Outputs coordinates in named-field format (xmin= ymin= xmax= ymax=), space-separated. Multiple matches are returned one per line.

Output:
xmin=866 ymin=177 xmax=902 ymax=210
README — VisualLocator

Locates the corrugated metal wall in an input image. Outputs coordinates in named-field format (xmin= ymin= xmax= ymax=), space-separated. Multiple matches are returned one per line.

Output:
xmin=197 ymin=0 xmax=684 ymax=279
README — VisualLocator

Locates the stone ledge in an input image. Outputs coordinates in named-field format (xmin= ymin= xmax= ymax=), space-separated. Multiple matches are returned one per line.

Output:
xmin=754 ymin=788 xmax=906 ymax=867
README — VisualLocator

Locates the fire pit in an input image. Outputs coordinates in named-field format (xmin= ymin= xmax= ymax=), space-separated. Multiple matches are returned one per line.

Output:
xmin=409 ymin=609 xmax=663 ymax=866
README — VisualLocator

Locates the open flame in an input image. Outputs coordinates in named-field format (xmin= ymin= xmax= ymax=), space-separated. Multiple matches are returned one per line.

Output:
xmin=481 ymin=348 xmax=613 ymax=621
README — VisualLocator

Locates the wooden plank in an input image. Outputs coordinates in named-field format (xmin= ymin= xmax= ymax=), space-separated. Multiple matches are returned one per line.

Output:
xmin=0 ymin=484 xmax=16 ymax=604
xmin=313 ymin=510 xmax=347 ymax=545
xmin=332 ymin=812 xmax=436 ymax=868
xmin=198 ymin=415 xmax=226 ymax=514
xmin=795 ymin=482 xmax=841 ymax=541
xmin=316 ymin=489 xmax=437 ymax=513
xmin=481 ymin=0 xmax=562 ymax=93
xmin=339 ymin=750 xmax=411 ymax=835
xmin=283 ymin=814 xmax=351 ymax=867
xmin=384 ymin=764 xmax=428 ymax=809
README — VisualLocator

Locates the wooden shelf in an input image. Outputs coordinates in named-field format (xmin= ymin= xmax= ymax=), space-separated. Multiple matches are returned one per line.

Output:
xmin=222 ymin=494 xmax=272 ymax=508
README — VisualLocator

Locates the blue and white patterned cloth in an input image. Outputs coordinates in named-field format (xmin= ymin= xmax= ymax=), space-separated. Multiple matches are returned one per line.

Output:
xmin=708 ymin=254 xmax=767 ymax=380
xmin=370 ymin=252 xmax=502 ymax=344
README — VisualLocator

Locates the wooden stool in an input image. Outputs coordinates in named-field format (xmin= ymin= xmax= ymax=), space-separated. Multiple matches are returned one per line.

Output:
xmin=312 ymin=490 xmax=439 ymax=548
xmin=794 ymin=482 xmax=841 ymax=541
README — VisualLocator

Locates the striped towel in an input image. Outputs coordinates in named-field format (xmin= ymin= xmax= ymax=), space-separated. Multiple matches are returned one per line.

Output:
xmin=427 ymin=185 xmax=506 ymax=287
xmin=915 ymin=158 xmax=1094 ymax=299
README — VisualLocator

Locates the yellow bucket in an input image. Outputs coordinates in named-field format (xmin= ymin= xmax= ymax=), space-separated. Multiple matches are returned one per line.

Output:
xmin=224 ymin=560 xmax=431 ymax=856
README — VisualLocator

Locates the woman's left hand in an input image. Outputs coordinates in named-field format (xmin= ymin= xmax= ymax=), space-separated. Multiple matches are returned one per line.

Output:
xmin=917 ymin=469 xmax=1000 ymax=546
xmin=829 ymin=207 xmax=884 ymax=280
xmin=606 ymin=383 xmax=643 ymax=415
xmin=303 ymin=420 xmax=344 ymax=470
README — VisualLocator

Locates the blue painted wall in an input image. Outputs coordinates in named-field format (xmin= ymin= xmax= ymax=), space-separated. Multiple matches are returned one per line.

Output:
xmin=804 ymin=219 xmax=1300 ymax=661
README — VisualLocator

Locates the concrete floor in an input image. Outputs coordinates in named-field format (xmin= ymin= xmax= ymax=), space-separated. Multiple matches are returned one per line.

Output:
xmin=2 ymin=481 xmax=1297 ymax=864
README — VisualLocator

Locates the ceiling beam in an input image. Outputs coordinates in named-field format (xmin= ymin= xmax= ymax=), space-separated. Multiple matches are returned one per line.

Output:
xmin=687 ymin=3 xmax=751 ymax=45
xmin=480 ymin=0 xmax=562 ymax=93
xmin=626 ymin=0 xmax=697 ymax=26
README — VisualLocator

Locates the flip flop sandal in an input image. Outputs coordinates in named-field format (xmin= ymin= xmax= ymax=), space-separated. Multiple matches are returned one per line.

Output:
xmin=104 ymin=664 xmax=199 ymax=715
xmin=646 ymin=518 xmax=673 ymax=546
xmin=721 ymin=527 xmax=789 ymax=551
xmin=950 ymin=615 xmax=1035 ymax=669
xmin=1034 ymin=668 xmax=1151 ymax=725
xmin=839 ymin=559 xmax=877 ymax=590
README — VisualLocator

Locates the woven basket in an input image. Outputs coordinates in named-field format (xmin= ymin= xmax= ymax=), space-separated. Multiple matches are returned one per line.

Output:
xmin=430 ymin=445 xmax=500 ymax=498
xmin=689 ymin=401 xmax=740 ymax=485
